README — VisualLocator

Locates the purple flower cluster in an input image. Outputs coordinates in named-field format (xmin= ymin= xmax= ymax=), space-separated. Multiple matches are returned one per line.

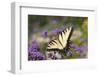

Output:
xmin=67 ymin=51 xmax=73 ymax=57
xmin=70 ymin=44 xmax=77 ymax=48
xmin=76 ymin=46 xmax=87 ymax=53
xmin=41 ymin=30 xmax=48 ymax=37
xmin=41 ymin=28 xmax=62 ymax=38
xmin=52 ymin=28 xmax=62 ymax=35
xmin=28 ymin=51 xmax=45 ymax=60
xmin=69 ymin=42 xmax=87 ymax=57
xmin=28 ymin=41 xmax=45 ymax=60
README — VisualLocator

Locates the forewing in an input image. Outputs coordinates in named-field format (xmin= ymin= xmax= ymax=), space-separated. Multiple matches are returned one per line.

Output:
xmin=58 ymin=27 xmax=72 ymax=48
xmin=47 ymin=39 xmax=63 ymax=50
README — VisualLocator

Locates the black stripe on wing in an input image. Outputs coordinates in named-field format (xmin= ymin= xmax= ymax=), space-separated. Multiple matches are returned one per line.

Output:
xmin=67 ymin=26 xmax=74 ymax=42
xmin=47 ymin=40 xmax=56 ymax=47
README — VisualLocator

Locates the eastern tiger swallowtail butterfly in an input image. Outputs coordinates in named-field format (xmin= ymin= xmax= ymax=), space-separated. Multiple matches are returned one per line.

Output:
xmin=47 ymin=26 xmax=73 ymax=54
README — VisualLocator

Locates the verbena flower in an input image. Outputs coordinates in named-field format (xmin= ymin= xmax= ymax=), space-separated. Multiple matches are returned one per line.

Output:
xmin=76 ymin=47 xmax=82 ymax=52
xmin=30 ymin=51 xmax=45 ymax=60
xmin=28 ymin=41 xmax=39 ymax=52
xmin=70 ymin=44 xmax=77 ymax=48
xmin=67 ymin=51 xmax=73 ymax=57
xmin=69 ymin=42 xmax=88 ymax=57
xmin=76 ymin=45 xmax=87 ymax=53
xmin=28 ymin=41 xmax=45 ymax=60
xmin=52 ymin=28 xmax=62 ymax=35
xmin=79 ymin=45 xmax=88 ymax=57
xmin=41 ymin=30 xmax=48 ymax=37
xmin=28 ymin=50 xmax=45 ymax=60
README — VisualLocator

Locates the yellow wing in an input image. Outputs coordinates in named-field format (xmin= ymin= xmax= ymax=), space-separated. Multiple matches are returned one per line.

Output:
xmin=47 ymin=26 xmax=73 ymax=50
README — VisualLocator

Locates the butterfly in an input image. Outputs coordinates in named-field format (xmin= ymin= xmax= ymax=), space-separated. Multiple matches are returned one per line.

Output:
xmin=47 ymin=26 xmax=73 ymax=55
